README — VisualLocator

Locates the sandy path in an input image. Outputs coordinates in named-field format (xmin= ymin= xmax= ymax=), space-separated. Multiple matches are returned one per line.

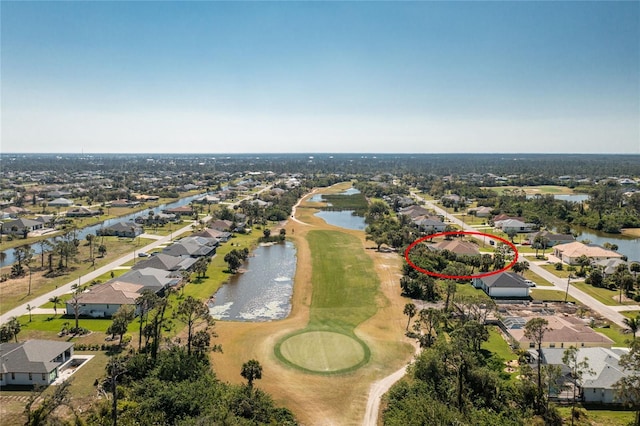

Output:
xmin=211 ymin=184 xmax=414 ymax=425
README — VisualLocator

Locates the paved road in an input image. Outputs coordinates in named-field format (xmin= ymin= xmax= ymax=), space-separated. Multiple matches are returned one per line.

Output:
xmin=0 ymin=220 xmax=199 ymax=324
xmin=411 ymin=192 xmax=632 ymax=328
xmin=1 ymin=185 xmax=276 ymax=324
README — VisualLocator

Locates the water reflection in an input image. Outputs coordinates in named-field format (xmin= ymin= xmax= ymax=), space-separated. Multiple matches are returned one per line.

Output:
xmin=208 ymin=241 xmax=296 ymax=321
xmin=314 ymin=210 xmax=366 ymax=230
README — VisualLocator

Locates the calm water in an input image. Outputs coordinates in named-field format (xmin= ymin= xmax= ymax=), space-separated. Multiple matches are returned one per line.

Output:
xmin=0 ymin=193 xmax=207 ymax=265
xmin=208 ymin=241 xmax=296 ymax=321
xmin=314 ymin=210 xmax=366 ymax=230
xmin=572 ymin=227 xmax=640 ymax=262
xmin=526 ymin=194 xmax=590 ymax=202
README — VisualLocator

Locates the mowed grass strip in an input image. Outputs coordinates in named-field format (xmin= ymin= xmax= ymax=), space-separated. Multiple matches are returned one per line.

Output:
xmin=307 ymin=230 xmax=378 ymax=333
xmin=275 ymin=229 xmax=378 ymax=373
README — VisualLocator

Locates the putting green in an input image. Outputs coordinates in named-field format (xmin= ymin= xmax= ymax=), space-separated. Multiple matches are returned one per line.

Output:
xmin=278 ymin=331 xmax=366 ymax=373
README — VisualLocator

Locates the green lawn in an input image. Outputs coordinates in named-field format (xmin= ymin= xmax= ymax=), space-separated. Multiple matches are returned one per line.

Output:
xmin=571 ymin=282 xmax=632 ymax=307
xmin=593 ymin=325 xmax=630 ymax=347
xmin=556 ymin=405 xmax=635 ymax=425
xmin=522 ymin=270 xmax=554 ymax=287
xmin=530 ymin=289 xmax=579 ymax=303
xmin=540 ymin=263 xmax=575 ymax=279
xmin=620 ymin=311 xmax=640 ymax=320
xmin=275 ymin=230 xmax=377 ymax=373
xmin=482 ymin=326 xmax=517 ymax=362
xmin=449 ymin=282 xmax=491 ymax=300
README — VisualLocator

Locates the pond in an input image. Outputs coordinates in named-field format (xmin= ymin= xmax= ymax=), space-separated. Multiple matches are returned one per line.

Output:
xmin=208 ymin=241 xmax=296 ymax=321
xmin=314 ymin=210 xmax=366 ymax=231
xmin=572 ymin=227 xmax=640 ymax=262
xmin=526 ymin=194 xmax=590 ymax=202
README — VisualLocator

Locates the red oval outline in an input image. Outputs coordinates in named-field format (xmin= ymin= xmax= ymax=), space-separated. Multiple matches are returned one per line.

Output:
xmin=404 ymin=231 xmax=519 ymax=280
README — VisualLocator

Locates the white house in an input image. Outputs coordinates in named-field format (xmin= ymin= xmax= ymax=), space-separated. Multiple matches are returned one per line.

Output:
xmin=0 ymin=340 xmax=74 ymax=386
xmin=473 ymin=272 xmax=530 ymax=298
xmin=495 ymin=219 xmax=536 ymax=234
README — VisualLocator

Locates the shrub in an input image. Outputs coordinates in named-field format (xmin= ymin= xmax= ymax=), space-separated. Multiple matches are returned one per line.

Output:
xmin=554 ymin=262 xmax=563 ymax=271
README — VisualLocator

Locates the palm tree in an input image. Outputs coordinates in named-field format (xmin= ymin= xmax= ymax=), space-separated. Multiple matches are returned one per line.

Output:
xmin=49 ymin=296 xmax=61 ymax=315
xmin=403 ymin=303 xmax=416 ymax=331
xmin=241 ymin=359 xmax=263 ymax=389
xmin=622 ymin=316 xmax=639 ymax=341
xmin=576 ymin=255 xmax=591 ymax=275
xmin=26 ymin=304 xmax=33 ymax=322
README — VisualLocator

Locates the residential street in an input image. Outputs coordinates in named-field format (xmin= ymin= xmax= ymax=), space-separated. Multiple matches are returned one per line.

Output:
xmin=0 ymin=184 xmax=275 ymax=325
xmin=411 ymin=192 xmax=636 ymax=329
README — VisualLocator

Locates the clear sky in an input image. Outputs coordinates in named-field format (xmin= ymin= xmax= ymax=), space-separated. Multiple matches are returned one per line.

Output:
xmin=2 ymin=1 xmax=639 ymax=154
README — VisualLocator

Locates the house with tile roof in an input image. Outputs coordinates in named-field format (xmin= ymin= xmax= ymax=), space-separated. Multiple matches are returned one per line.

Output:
xmin=553 ymin=241 xmax=623 ymax=265
xmin=66 ymin=281 xmax=144 ymax=317
xmin=0 ymin=340 xmax=74 ymax=386
xmin=431 ymin=239 xmax=480 ymax=257
xmin=505 ymin=315 xmax=614 ymax=350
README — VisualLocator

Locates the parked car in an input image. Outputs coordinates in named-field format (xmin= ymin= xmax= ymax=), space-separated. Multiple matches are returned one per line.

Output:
xmin=524 ymin=280 xmax=536 ymax=287
xmin=138 ymin=252 xmax=149 ymax=257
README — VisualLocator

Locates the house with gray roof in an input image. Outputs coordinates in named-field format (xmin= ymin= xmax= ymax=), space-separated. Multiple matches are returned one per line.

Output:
xmin=1 ymin=340 xmax=74 ymax=386
xmin=162 ymin=236 xmax=217 ymax=258
xmin=48 ymin=198 xmax=74 ymax=207
xmin=1 ymin=218 xmax=44 ymax=235
xmin=132 ymin=253 xmax=197 ymax=272
xmin=117 ymin=267 xmax=181 ymax=292
xmin=540 ymin=347 xmax=631 ymax=404
xmin=473 ymin=272 xmax=530 ymax=298
xmin=97 ymin=221 xmax=143 ymax=238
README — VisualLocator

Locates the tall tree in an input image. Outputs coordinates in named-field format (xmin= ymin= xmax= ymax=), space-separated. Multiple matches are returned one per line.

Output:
xmin=136 ymin=290 xmax=159 ymax=351
xmin=563 ymin=346 xmax=594 ymax=426
xmin=176 ymin=296 xmax=213 ymax=356
xmin=403 ymin=303 xmax=416 ymax=331
xmin=48 ymin=296 xmax=61 ymax=316
xmin=524 ymin=317 xmax=549 ymax=413
xmin=107 ymin=305 xmax=135 ymax=345
xmin=241 ymin=359 xmax=263 ymax=389
xmin=623 ymin=316 xmax=640 ymax=341
xmin=614 ymin=340 xmax=640 ymax=426
xmin=107 ymin=355 xmax=128 ymax=426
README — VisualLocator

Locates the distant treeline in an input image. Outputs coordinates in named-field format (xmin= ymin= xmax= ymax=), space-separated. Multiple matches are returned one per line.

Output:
xmin=2 ymin=153 xmax=639 ymax=177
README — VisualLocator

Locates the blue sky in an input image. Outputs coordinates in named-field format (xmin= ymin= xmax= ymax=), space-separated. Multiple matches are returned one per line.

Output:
xmin=2 ymin=1 xmax=638 ymax=154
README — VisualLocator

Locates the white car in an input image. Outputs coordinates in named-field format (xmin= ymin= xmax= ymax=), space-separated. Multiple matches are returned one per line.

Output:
xmin=524 ymin=279 xmax=536 ymax=287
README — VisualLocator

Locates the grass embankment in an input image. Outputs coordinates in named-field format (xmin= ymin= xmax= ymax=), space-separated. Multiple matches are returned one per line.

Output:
xmin=0 ymin=237 xmax=154 ymax=315
xmin=275 ymin=230 xmax=376 ymax=374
